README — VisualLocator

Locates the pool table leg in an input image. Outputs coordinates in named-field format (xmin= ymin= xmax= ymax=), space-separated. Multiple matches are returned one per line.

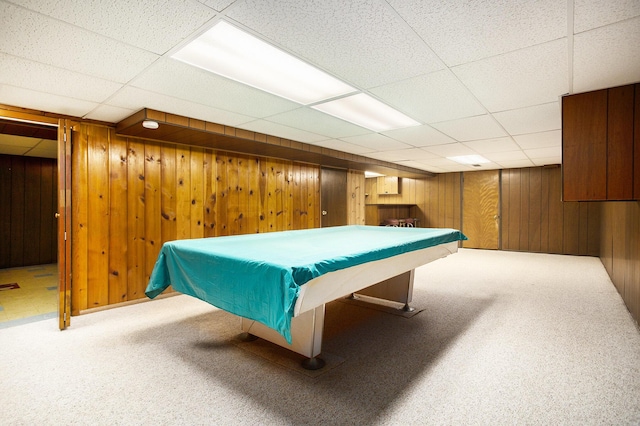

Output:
xmin=240 ymin=304 xmax=327 ymax=368
xmin=355 ymin=269 xmax=416 ymax=311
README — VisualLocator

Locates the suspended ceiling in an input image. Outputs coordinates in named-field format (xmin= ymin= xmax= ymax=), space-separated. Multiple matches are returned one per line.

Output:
xmin=0 ymin=0 xmax=638 ymax=171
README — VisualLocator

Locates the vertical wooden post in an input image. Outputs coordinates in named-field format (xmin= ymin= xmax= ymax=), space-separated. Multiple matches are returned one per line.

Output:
xmin=58 ymin=119 xmax=72 ymax=330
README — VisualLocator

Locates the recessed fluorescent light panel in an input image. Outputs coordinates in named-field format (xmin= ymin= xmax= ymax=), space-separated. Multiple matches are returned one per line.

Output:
xmin=447 ymin=155 xmax=491 ymax=165
xmin=312 ymin=93 xmax=420 ymax=132
xmin=172 ymin=21 xmax=356 ymax=105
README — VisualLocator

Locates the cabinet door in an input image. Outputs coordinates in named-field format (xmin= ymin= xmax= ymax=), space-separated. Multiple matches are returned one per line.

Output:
xmin=607 ymin=85 xmax=634 ymax=200
xmin=562 ymin=89 xmax=608 ymax=201
xmin=377 ymin=176 xmax=399 ymax=194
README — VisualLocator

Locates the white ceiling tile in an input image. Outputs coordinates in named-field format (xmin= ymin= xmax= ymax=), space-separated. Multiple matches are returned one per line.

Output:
xmin=132 ymin=58 xmax=298 ymax=119
xmin=264 ymin=107 xmax=370 ymax=139
xmin=198 ymin=0 xmax=237 ymax=12
xmin=387 ymin=0 xmax=566 ymax=66
xmin=25 ymin=149 xmax=57 ymax=159
xmin=25 ymin=139 xmax=57 ymax=158
xmin=11 ymin=0 xmax=218 ymax=55
xmin=107 ymin=86 xmax=255 ymax=126
xmin=401 ymin=157 xmax=474 ymax=172
xmin=431 ymin=115 xmax=507 ymax=142
xmin=365 ymin=148 xmax=437 ymax=162
xmin=0 ymin=143 xmax=30 ymax=156
xmin=394 ymin=161 xmax=445 ymax=173
xmin=371 ymin=70 xmax=486 ymax=123
xmin=525 ymin=146 xmax=562 ymax=159
xmin=402 ymin=148 xmax=439 ymax=161
xmin=0 ymin=2 xmax=159 ymax=83
xmin=381 ymin=125 xmax=456 ymax=147
xmin=574 ymin=0 xmax=640 ymax=33
xmin=573 ymin=17 xmax=640 ymax=92
xmin=484 ymin=151 xmax=529 ymax=162
xmin=422 ymin=142 xmax=477 ymax=157
xmin=415 ymin=157 xmax=461 ymax=167
xmin=0 ymin=53 xmax=123 ymax=103
xmin=84 ymin=104 xmax=137 ymax=123
xmin=236 ymin=120 xmax=328 ymax=144
xmin=513 ymin=130 xmax=561 ymax=150
xmin=469 ymin=163 xmax=502 ymax=171
xmin=227 ymin=0 xmax=443 ymax=89
xmin=0 ymin=134 xmax=40 ymax=148
xmin=495 ymin=159 xmax=535 ymax=169
xmin=310 ymin=139 xmax=374 ymax=155
xmin=453 ymin=39 xmax=568 ymax=112
xmin=438 ymin=164 xmax=476 ymax=172
xmin=463 ymin=137 xmax=520 ymax=154
xmin=339 ymin=133 xmax=412 ymax=151
xmin=0 ymin=84 xmax=98 ymax=117
xmin=493 ymin=102 xmax=561 ymax=135
xmin=367 ymin=149 xmax=411 ymax=163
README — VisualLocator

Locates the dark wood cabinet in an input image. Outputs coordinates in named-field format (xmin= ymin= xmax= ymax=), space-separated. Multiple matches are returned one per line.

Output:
xmin=562 ymin=83 xmax=638 ymax=201
xmin=562 ymin=89 xmax=607 ymax=201
xmin=607 ymin=85 xmax=634 ymax=199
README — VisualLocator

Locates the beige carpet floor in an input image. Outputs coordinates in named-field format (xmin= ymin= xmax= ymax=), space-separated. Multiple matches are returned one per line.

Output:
xmin=1 ymin=249 xmax=639 ymax=425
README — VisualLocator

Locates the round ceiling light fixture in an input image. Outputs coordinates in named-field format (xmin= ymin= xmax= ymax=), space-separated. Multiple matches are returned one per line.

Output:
xmin=142 ymin=120 xmax=159 ymax=130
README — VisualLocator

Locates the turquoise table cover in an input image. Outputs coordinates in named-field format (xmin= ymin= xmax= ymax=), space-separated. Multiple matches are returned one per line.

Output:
xmin=146 ymin=225 xmax=466 ymax=343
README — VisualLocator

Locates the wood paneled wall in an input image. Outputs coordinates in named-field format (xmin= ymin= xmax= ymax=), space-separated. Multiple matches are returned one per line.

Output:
xmin=365 ymin=205 xmax=415 ymax=226
xmin=364 ymin=174 xmax=460 ymax=228
xmin=364 ymin=176 xmax=421 ymax=226
xmin=502 ymin=167 xmax=600 ymax=255
xmin=600 ymin=201 xmax=640 ymax=324
xmin=347 ymin=170 xmax=366 ymax=225
xmin=71 ymin=124 xmax=320 ymax=313
xmin=0 ymin=154 xmax=57 ymax=268
xmin=365 ymin=167 xmax=598 ymax=257
xmin=418 ymin=173 xmax=462 ymax=229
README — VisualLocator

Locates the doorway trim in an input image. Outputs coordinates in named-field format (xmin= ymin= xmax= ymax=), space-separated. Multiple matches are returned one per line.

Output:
xmin=0 ymin=107 xmax=69 ymax=328
xmin=57 ymin=119 xmax=72 ymax=329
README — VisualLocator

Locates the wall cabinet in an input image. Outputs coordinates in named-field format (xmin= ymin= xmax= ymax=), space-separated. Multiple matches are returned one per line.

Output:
xmin=377 ymin=176 xmax=401 ymax=194
xmin=562 ymin=83 xmax=638 ymax=201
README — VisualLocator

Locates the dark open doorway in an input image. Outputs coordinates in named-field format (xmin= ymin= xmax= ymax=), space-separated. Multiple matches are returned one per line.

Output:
xmin=0 ymin=116 xmax=59 ymax=327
